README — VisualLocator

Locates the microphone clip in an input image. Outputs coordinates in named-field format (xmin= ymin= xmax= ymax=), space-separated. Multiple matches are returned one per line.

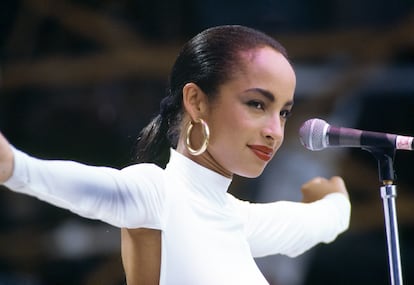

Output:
xmin=363 ymin=147 xmax=396 ymax=184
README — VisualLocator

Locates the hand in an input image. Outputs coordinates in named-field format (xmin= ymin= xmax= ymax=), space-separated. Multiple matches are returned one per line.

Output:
xmin=0 ymin=132 xmax=14 ymax=183
xmin=301 ymin=176 xmax=349 ymax=203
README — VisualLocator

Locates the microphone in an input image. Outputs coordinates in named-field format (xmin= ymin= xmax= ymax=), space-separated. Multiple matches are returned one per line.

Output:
xmin=299 ymin=118 xmax=414 ymax=151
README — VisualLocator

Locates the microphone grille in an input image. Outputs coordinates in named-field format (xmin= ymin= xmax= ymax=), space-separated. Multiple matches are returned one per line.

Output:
xmin=299 ymin=118 xmax=329 ymax=151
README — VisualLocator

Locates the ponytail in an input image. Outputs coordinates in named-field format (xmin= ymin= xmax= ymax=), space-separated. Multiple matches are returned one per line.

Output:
xmin=135 ymin=114 xmax=171 ymax=168
xmin=135 ymin=92 xmax=182 ymax=168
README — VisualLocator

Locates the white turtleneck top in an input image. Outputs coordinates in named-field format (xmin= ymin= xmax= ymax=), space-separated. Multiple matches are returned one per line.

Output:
xmin=4 ymin=148 xmax=350 ymax=285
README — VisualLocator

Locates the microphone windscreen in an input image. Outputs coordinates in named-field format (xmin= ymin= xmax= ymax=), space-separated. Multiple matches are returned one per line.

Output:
xmin=299 ymin=118 xmax=329 ymax=151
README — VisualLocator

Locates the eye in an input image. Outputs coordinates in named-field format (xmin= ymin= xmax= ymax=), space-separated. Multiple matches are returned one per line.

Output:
xmin=247 ymin=100 xmax=265 ymax=110
xmin=280 ymin=109 xmax=292 ymax=119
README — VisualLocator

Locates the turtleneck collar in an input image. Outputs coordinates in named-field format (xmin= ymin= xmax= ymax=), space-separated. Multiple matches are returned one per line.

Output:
xmin=165 ymin=149 xmax=233 ymax=202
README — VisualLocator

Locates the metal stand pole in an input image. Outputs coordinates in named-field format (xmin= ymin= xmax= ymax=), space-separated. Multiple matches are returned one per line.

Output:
xmin=366 ymin=147 xmax=403 ymax=285
xmin=381 ymin=183 xmax=403 ymax=285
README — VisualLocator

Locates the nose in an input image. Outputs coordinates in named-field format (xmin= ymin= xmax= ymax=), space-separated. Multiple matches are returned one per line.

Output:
xmin=262 ymin=115 xmax=284 ymax=143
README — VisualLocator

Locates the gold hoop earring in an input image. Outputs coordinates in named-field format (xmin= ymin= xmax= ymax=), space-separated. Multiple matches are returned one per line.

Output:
xmin=185 ymin=118 xmax=210 ymax=156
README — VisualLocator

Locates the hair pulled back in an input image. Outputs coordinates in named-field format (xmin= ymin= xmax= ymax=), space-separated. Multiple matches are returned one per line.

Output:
xmin=135 ymin=25 xmax=287 ymax=168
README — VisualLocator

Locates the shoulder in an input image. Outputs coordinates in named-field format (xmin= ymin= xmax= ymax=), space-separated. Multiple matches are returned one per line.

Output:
xmin=121 ymin=163 xmax=166 ymax=188
xmin=122 ymin=162 xmax=164 ymax=175
xmin=226 ymin=194 xmax=253 ymax=218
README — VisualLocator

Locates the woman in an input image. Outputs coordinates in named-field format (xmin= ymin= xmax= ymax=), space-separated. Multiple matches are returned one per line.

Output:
xmin=0 ymin=25 xmax=350 ymax=285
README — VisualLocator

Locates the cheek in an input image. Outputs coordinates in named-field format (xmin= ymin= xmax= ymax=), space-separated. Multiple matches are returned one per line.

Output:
xmin=208 ymin=104 xmax=234 ymax=129
xmin=209 ymin=112 xmax=252 ymax=145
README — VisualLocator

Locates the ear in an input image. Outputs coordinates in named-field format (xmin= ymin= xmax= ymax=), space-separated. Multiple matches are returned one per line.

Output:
xmin=182 ymin=83 xmax=208 ymax=121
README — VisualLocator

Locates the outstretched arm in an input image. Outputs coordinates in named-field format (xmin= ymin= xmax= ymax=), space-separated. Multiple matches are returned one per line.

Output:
xmin=234 ymin=176 xmax=351 ymax=258
xmin=0 ymin=132 xmax=165 ymax=229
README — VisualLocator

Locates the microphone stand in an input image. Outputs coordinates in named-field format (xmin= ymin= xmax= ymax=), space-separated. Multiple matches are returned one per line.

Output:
xmin=365 ymin=147 xmax=403 ymax=285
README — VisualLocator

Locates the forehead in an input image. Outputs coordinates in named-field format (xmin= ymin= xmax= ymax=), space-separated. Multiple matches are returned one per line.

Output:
xmin=222 ymin=47 xmax=296 ymax=100
xmin=240 ymin=47 xmax=295 ymax=80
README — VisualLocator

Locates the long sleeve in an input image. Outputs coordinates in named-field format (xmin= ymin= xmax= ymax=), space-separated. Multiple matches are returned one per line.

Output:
xmin=233 ymin=193 xmax=351 ymax=258
xmin=2 ymin=147 xmax=166 ymax=229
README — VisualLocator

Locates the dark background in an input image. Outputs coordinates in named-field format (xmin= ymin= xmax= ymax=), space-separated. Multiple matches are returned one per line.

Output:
xmin=1 ymin=0 xmax=414 ymax=284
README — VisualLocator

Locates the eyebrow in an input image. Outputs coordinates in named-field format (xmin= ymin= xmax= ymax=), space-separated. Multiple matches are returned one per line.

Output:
xmin=244 ymin=87 xmax=294 ymax=107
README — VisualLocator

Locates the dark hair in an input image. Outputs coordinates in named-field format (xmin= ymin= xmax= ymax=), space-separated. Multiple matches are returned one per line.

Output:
xmin=135 ymin=25 xmax=288 ymax=168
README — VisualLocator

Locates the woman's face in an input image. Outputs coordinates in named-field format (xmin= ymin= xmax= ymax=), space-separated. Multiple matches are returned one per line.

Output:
xmin=199 ymin=47 xmax=296 ymax=178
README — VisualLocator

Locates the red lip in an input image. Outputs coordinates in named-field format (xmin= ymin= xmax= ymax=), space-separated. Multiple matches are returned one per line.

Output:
xmin=249 ymin=145 xmax=273 ymax=162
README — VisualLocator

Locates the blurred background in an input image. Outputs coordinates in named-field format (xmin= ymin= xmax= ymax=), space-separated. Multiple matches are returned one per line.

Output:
xmin=1 ymin=0 xmax=414 ymax=284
